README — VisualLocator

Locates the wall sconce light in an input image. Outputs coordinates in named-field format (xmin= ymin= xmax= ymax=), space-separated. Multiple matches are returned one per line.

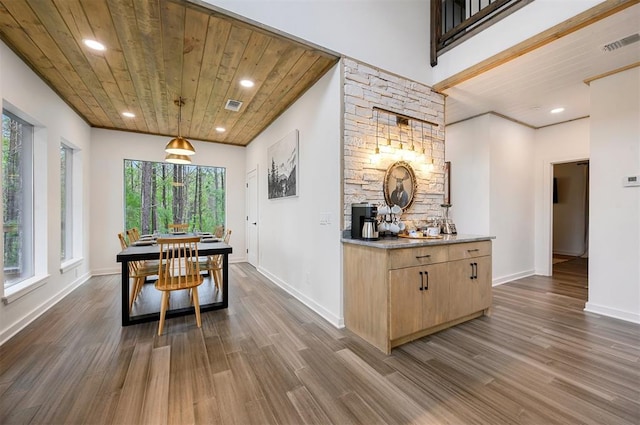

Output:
xmin=372 ymin=106 xmax=438 ymax=166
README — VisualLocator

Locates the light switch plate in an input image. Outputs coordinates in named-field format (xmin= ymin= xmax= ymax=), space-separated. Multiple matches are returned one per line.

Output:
xmin=319 ymin=212 xmax=331 ymax=225
xmin=623 ymin=175 xmax=640 ymax=187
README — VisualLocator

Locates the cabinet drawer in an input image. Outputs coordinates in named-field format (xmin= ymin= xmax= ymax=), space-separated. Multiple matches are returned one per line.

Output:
xmin=389 ymin=245 xmax=448 ymax=269
xmin=448 ymin=241 xmax=491 ymax=261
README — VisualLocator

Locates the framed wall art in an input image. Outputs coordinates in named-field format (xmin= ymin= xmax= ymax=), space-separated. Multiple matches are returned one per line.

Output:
xmin=267 ymin=130 xmax=299 ymax=199
xmin=383 ymin=161 xmax=417 ymax=210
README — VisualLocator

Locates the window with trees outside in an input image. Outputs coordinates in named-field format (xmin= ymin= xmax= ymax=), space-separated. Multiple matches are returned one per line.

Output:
xmin=60 ymin=143 xmax=73 ymax=261
xmin=124 ymin=159 xmax=225 ymax=235
xmin=3 ymin=111 xmax=34 ymax=289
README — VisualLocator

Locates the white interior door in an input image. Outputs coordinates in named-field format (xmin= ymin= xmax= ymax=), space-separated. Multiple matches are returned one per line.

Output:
xmin=246 ymin=168 xmax=258 ymax=266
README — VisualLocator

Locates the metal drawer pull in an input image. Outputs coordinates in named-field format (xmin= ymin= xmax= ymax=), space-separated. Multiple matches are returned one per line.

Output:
xmin=419 ymin=271 xmax=424 ymax=291
xmin=470 ymin=262 xmax=478 ymax=279
xmin=415 ymin=254 xmax=431 ymax=259
xmin=424 ymin=271 xmax=429 ymax=290
xmin=467 ymin=249 xmax=480 ymax=252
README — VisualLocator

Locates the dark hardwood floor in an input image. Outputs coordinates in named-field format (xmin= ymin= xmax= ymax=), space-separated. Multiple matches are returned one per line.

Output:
xmin=1 ymin=259 xmax=638 ymax=424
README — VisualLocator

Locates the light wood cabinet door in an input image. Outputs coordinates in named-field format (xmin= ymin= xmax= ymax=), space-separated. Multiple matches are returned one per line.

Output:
xmin=471 ymin=256 xmax=492 ymax=312
xmin=420 ymin=262 xmax=449 ymax=328
xmin=448 ymin=256 xmax=492 ymax=320
xmin=389 ymin=267 xmax=423 ymax=340
xmin=389 ymin=263 xmax=449 ymax=340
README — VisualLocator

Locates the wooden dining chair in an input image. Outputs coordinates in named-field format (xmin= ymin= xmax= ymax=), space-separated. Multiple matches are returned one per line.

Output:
xmin=155 ymin=236 xmax=204 ymax=335
xmin=200 ymin=230 xmax=232 ymax=290
xmin=213 ymin=225 xmax=224 ymax=238
xmin=168 ymin=223 xmax=189 ymax=233
xmin=126 ymin=228 xmax=140 ymax=244
xmin=118 ymin=232 xmax=159 ymax=312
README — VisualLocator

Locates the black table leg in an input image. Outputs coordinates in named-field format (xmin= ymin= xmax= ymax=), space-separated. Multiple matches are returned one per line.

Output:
xmin=121 ymin=261 xmax=130 ymax=326
xmin=222 ymin=253 xmax=229 ymax=308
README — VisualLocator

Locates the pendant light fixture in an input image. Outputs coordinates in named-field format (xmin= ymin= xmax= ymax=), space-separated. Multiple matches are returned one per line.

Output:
xmin=381 ymin=111 xmax=393 ymax=153
xmin=371 ymin=109 xmax=381 ymax=164
xmin=165 ymin=97 xmax=195 ymax=161
xmin=425 ymin=124 xmax=435 ymax=172
xmin=165 ymin=153 xmax=192 ymax=165
xmin=405 ymin=122 xmax=417 ymax=162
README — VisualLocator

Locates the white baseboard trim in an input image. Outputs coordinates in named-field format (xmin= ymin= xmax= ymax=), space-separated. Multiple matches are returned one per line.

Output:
xmin=492 ymin=269 xmax=535 ymax=286
xmin=552 ymin=250 xmax=583 ymax=257
xmin=584 ymin=302 xmax=640 ymax=324
xmin=0 ymin=271 xmax=92 ymax=346
xmin=257 ymin=266 xmax=344 ymax=328
xmin=92 ymin=267 xmax=120 ymax=276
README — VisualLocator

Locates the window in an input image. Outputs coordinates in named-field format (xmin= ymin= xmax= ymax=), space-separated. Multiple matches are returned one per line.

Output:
xmin=2 ymin=110 xmax=34 ymax=289
xmin=123 ymin=159 xmax=225 ymax=234
xmin=60 ymin=143 xmax=73 ymax=261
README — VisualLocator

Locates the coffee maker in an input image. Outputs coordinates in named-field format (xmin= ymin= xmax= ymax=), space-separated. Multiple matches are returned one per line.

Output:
xmin=351 ymin=203 xmax=379 ymax=240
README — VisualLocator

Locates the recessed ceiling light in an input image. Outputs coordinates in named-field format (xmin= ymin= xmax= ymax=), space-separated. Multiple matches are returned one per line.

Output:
xmin=83 ymin=39 xmax=106 ymax=51
xmin=122 ymin=112 xmax=135 ymax=118
xmin=239 ymin=79 xmax=255 ymax=88
xmin=215 ymin=127 xmax=226 ymax=133
xmin=550 ymin=107 xmax=565 ymax=114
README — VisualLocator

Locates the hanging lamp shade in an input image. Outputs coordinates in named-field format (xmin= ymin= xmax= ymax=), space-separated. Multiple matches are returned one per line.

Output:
xmin=165 ymin=136 xmax=195 ymax=155
xmin=165 ymin=97 xmax=195 ymax=156
xmin=165 ymin=153 xmax=192 ymax=164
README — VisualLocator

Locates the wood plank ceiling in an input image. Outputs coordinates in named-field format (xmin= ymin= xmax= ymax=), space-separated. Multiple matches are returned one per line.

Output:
xmin=0 ymin=0 xmax=340 ymax=146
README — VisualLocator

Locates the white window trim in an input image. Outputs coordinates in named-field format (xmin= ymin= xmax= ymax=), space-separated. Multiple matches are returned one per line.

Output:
xmin=2 ymin=104 xmax=47 ymax=295
xmin=2 ymin=274 xmax=50 ymax=304
xmin=60 ymin=257 xmax=83 ymax=274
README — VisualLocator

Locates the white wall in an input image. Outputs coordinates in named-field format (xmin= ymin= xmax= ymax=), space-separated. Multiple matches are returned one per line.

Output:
xmin=245 ymin=64 xmax=343 ymax=326
xmin=0 ymin=42 xmax=92 ymax=344
xmin=488 ymin=115 xmax=535 ymax=284
xmin=586 ymin=68 xmax=640 ymax=323
xmin=433 ymin=0 xmax=605 ymax=83
xmin=446 ymin=113 xmax=535 ymax=285
xmin=445 ymin=114 xmax=491 ymax=235
xmin=533 ymin=118 xmax=590 ymax=275
xmin=204 ymin=0 xmax=432 ymax=85
xmin=89 ymin=130 xmax=247 ymax=274
xmin=553 ymin=161 xmax=588 ymax=256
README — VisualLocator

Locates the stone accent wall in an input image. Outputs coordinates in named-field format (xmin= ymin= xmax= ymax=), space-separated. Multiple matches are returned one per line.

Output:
xmin=343 ymin=57 xmax=446 ymax=230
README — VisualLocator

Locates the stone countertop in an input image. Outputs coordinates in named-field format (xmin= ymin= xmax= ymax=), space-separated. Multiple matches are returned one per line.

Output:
xmin=341 ymin=234 xmax=495 ymax=249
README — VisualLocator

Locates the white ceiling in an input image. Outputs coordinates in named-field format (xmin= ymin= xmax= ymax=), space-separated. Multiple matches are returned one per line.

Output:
xmin=443 ymin=3 xmax=640 ymax=128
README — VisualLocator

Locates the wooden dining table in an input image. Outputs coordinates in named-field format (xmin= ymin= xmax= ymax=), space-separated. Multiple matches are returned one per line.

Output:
xmin=116 ymin=236 xmax=232 ymax=326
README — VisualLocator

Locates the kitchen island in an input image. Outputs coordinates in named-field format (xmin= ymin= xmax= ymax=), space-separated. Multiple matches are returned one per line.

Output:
xmin=342 ymin=234 xmax=494 ymax=354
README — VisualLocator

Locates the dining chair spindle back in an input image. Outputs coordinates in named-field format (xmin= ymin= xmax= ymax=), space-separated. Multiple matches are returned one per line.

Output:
xmin=117 ymin=232 xmax=159 ymax=312
xmin=200 ymin=230 xmax=232 ymax=290
xmin=155 ymin=236 xmax=204 ymax=335
xmin=168 ymin=223 xmax=189 ymax=233
xmin=126 ymin=228 xmax=140 ymax=244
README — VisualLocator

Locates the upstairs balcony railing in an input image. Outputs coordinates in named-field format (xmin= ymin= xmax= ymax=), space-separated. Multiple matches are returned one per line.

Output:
xmin=431 ymin=0 xmax=532 ymax=66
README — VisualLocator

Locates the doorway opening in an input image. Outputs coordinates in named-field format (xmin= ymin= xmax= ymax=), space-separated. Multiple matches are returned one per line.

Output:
xmin=551 ymin=161 xmax=589 ymax=296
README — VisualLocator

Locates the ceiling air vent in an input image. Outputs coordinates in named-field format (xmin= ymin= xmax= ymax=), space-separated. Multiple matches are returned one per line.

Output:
xmin=225 ymin=99 xmax=243 ymax=112
xmin=602 ymin=33 xmax=640 ymax=52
